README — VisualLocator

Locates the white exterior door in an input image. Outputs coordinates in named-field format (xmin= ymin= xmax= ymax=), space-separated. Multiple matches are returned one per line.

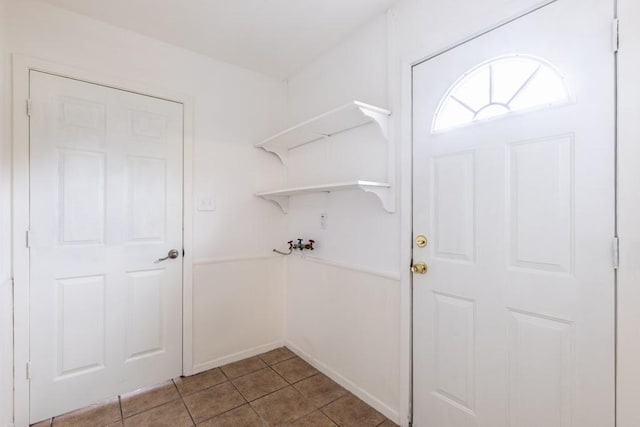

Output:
xmin=412 ymin=1 xmax=615 ymax=426
xmin=29 ymin=71 xmax=184 ymax=422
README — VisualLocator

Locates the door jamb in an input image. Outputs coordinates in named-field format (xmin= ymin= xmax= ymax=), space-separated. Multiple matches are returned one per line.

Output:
xmin=12 ymin=54 xmax=195 ymax=427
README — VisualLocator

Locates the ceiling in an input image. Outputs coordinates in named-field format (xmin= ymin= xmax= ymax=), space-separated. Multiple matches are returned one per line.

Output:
xmin=37 ymin=0 xmax=398 ymax=78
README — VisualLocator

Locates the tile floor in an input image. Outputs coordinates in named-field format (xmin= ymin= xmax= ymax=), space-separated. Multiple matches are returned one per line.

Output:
xmin=32 ymin=347 xmax=398 ymax=427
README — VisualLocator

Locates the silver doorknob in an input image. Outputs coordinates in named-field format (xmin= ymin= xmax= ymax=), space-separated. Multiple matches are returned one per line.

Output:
xmin=156 ymin=249 xmax=180 ymax=263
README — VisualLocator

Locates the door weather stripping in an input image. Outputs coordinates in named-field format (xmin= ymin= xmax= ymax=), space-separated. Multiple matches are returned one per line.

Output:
xmin=612 ymin=18 xmax=620 ymax=53
xmin=612 ymin=237 xmax=620 ymax=270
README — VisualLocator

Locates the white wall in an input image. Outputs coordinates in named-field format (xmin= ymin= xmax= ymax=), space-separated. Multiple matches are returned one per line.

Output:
xmin=193 ymin=257 xmax=285 ymax=371
xmin=286 ymin=257 xmax=400 ymax=419
xmin=0 ymin=0 xmax=13 ymax=424
xmin=3 ymin=1 xmax=287 ymax=423
xmin=282 ymin=0 xmax=553 ymax=425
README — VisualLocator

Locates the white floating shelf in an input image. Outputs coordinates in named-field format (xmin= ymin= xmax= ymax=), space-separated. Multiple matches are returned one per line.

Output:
xmin=256 ymin=101 xmax=391 ymax=164
xmin=256 ymin=181 xmax=393 ymax=213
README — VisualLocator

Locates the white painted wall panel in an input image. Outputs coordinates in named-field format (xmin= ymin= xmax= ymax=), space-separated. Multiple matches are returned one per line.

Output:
xmin=285 ymin=257 xmax=400 ymax=421
xmin=192 ymin=257 xmax=285 ymax=371
xmin=0 ymin=0 xmax=12 ymax=424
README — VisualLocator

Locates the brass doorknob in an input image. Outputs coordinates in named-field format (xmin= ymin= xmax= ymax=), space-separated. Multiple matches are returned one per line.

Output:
xmin=411 ymin=261 xmax=428 ymax=274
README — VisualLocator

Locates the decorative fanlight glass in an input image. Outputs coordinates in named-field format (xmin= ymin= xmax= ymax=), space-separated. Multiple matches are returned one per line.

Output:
xmin=432 ymin=55 xmax=570 ymax=132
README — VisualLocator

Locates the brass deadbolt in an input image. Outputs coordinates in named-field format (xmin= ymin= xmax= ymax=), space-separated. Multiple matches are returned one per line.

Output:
xmin=411 ymin=261 xmax=428 ymax=274
xmin=415 ymin=235 xmax=428 ymax=248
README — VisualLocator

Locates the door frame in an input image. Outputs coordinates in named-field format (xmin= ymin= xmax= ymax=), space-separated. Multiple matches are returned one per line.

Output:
xmin=11 ymin=54 xmax=195 ymax=427
xmin=395 ymin=0 xmax=620 ymax=426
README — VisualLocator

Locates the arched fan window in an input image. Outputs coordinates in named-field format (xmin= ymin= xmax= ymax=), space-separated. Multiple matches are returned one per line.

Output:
xmin=432 ymin=55 xmax=570 ymax=132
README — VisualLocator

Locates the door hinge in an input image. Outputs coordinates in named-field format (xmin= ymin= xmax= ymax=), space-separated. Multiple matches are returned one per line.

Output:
xmin=613 ymin=18 xmax=620 ymax=53
xmin=26 ymin=99 xmax=32 ymax=117
xmin=26 ymin=230 xmax=31 ymax=248
xmin=612 ymin=236 xmax=620 ymax=270
xmin=26 ymin=361 xmax=31 ymax=380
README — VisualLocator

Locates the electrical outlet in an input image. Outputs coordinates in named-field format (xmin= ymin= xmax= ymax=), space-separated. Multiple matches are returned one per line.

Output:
xmin=320 ymin=212 xmax=328 ymax=230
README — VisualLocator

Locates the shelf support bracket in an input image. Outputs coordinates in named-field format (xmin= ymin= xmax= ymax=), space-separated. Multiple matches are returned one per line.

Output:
xmin=260 ymin=194 xmax=289 ymax=213
xmin=360 ymin=185 xmax=395 ymax=213
xmin=257 ymin=146 xmax=288 ymax=166
xmin=357 ymin=105 xmax=390 ymax=140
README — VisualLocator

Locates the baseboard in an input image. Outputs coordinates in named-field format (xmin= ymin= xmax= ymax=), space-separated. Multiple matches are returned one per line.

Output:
xmin=285 ymin=341 xmax=400 ymax=424
xmin=191 ymin=340 xmax=284 ymax=374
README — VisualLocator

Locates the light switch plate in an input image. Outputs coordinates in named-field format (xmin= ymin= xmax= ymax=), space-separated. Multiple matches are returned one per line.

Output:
xmin=197 ymin=195 xmax=216 ymax=212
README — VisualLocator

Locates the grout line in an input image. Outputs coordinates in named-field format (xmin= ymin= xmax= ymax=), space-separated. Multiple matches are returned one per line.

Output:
xmin=257 ymin=349 xmax=297 ymax=367
xmin=320 ymin=406 xmax=341 ymax=426
xmin=117 ymin=395 xmax=124 ymax=423
xmin=172 ymin=378 xmax=187 ymax=399
xmin=174 ymin=379 xmax=197 ymax=426
xmin=315 ymin=389 xmax=350 ymax=410
xmin=176 ymin=378 xmax=232 ymax=398
xmin=218 ymin=366 xmax=230 ymax=381
xmin=190 ymin=380 xmax=247 ymax=426
xmin=121 ymin=396 xmax=184 ymax=420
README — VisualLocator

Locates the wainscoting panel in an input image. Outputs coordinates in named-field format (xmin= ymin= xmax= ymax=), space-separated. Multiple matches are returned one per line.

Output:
xmin=285 ymin=256 xmax=401 ymax=422
xmin=192 ymin=256 xmax=285 ymax=372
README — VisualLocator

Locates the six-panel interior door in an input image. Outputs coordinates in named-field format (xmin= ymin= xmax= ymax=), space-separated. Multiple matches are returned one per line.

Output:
xmin=29 ymin=71 xmax=184 ymax=422
xmin=412 ymin=0 xmax=615 ymax=426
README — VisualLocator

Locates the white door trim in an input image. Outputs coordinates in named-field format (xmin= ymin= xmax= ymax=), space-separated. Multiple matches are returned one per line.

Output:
xmin=11 ymin=54 xmax=195 ymax=427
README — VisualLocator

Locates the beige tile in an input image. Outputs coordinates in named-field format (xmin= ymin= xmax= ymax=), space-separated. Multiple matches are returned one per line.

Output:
xmin=220 ymin=357 xmax=267 ymax=379
xmin=120 ymin=381 xmax=180 ymax=417
xmin=272 ymin=357 xmax=318 ymax=384
xmin=175 ymin=368 xmax=227 ymax=396
xmin=52 ymin=397 xmax=121 ymax=427
xmin=250 ymin=386 xmax=315 ymax=425
xmin=232 ymin=368 xmax=288 ymax=401
xmin=105 ymin=422 xmax=123 ymax=427
xmin=289 ymin=410 xmax=337 ymax=427
xmin=258 ymin=347 xmax=296 ymax=366
xmin=293 ymin=374 xmax=347 ymax=407
xmin=183 ymin=381 xmax=246 ymax=423
xmin=321 ymin=394 xmax=385 ymax=427
xmin=197 ymin=404 xmax=265 ymax=427
xmin=378 ymin=420 xmax=399 ymax=426
xmin=30 ymin=420 xmax=52 ymax=427
xmin=123 ymin=400 xmax=192 ymax=427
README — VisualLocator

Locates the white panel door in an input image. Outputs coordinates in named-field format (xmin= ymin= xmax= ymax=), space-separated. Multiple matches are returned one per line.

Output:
xmin=29 ymin=71 xmax=184 ymax=422
xmin=412 ymin=1 xmax=615 ymax=426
